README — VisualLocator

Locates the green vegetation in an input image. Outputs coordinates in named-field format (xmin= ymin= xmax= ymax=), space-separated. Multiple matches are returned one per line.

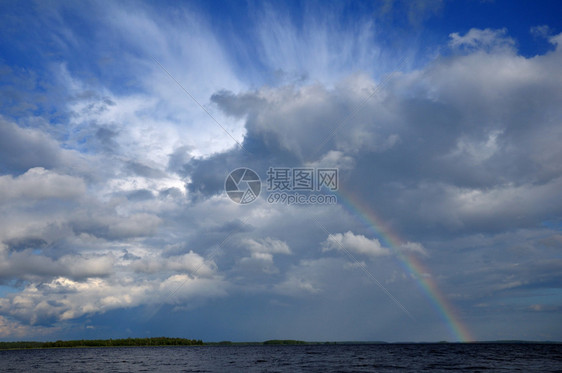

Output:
xmin=4 ymin=338 xmax=557 ymax=350
xmin=263 ymin=339 xmax=307 ymax=345
xmin=0 ymin=341 xmax=44 ymax=349
xmin=0 ymin=337 xmax=203 ymax=350
xmin=206 ymin=340 xmax=312 ymax=346
xmin=214 ymin=341 xmax=235 ymax=345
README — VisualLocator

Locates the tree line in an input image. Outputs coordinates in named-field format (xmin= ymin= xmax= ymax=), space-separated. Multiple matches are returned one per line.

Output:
xmin=0 ymin=337 xmax=203 ymax=350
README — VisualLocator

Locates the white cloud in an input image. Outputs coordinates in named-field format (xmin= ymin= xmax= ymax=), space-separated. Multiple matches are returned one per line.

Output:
xmin=452 ymin=177 xmax=562 ymax=221
xmin=449 ymin=28 xmax=515 ymax=52
xmin=446 ymin=130 xmax=502 ymax=164
xmin=398 ymin=242 xmax=428 ymax=256
xmin=212 ymin=77 xmax=401 ymax=161
xmin=0 ymin=167 xmax=85 ymax=201
xmin=323 ymin=231 xmax=390 ymax=257
xmin=255 ymin=6 xmax=382 ymax=86
xmin=236 ymin=238 xmax=292 ymax=274
xmin=0 ymin=315 xmax=56 ymax=339
xmin=530 ymin=25 xmax=552 ymax=39
xmin=0 ymin=268 xmax=227 ymax=326
xmin=102 ymin=4 xmax=247 ymax=158
xmin=159 ymin=274 xmax=227 ymax=302
xmin=0 ymin=250 xmax=115 ymax=282
xmin=274 ymin=259 xmax=328 ymax=296
xmin=305 ymin=150 xmax=356 ymax=170
xmin=275 ymin=276 xmax=322 ymax=295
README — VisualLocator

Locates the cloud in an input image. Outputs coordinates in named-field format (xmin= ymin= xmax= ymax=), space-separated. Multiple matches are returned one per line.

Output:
xmin=530 ymin=25 xmax=552 ymax=39
xmin=0 ymin=251 xmax=114 ymax=282
xmin=209 ymin=76 xmax=402 ymax=164
xmin=70 ymin=212 xmax=162 ymax=241
xmin=242 ymin=237 xmax=292 ymax=255
xmin=323 ymin=231 xmax=390 ymax=257
xmin=399 ymin=242 xmax=428 ymax=256
xmin=177 ymin=27 xmax=562 ymax=340
xmin=0 ymin=167 xmax=85 ymax=202
xmin=274 ymin=259 xmax=330 ymax=296
xmin=0 ymin=0 xmax=561 ymax=342
xmin=0 ymin=264 xmax=227 ymax=326
xmin=254 ymin=5 xmax=383 ymax=86
xmin=159 ymin=274 xmax=227 ymax=303
xmin=235 ymin=238 xmax=292 ymax=274
xmin=0 ymin=315 xmax=56 ymax=339
xmin=0 ymin=119 xmax=65 ymax=174
xmin=131 ymin=251 xmax=215 ymax=277
xmin=449 ymin=28 xmax=515 ymax=52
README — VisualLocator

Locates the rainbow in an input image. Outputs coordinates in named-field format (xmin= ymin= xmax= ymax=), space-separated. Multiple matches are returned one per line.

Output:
xmin=336 ymin=188 xmax=474 ymax=342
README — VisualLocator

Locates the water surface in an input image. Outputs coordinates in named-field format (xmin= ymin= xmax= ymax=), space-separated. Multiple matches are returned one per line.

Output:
xmin=1 ymin=343 xmax=561 ymax=372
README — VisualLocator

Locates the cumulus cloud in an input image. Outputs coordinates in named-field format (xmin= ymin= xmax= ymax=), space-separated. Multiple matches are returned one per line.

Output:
xmin=0 ymin=118 xmax=72 ymax=174
xmin=323 ymin=231 xmax=390 ymax=257
xmin=235 ymin=238 xmax=292 ymax=274
xmin=209 ymin=77 xmax=402 ymax=164
xmin=0 ymin=267 xmax=227 ymax=326
xmin=0 ymin=315 xmax=55 ymax=339
xmin=274 ymin=259 xmax=329 ymax=296
xmin=0 ymin=167 xmax=85 ymax=202
xmin=398 ymin=242 xmax=428 ymax=256
xmin=0 ymin=251 xmax=114 ymax=282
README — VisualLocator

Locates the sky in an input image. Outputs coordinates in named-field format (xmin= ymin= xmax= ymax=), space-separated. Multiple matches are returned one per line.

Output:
xmin=0 ymin=0 xmax=561 ymax=342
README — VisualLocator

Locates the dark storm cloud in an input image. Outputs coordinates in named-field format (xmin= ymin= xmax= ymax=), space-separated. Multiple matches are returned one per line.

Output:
xmin=191 ymin=30 xmax=562 ymax=241
xmin=0 ymin=119 xmax=62 ymax=174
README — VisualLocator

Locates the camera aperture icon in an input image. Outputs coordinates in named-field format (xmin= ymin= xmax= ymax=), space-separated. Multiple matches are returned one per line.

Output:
xmin=225 ymin=168 xmax=261 ymax=204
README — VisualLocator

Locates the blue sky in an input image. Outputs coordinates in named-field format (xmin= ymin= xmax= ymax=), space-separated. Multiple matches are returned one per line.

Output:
xmin=0 ymin=0 xmax=561 ymax=342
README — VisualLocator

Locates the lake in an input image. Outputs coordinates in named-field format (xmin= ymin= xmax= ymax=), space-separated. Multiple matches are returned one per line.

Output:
xmin=1 ymin=343 xmax=561 ymax=372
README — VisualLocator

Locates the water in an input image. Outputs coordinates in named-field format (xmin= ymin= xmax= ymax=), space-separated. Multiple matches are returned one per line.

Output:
xmin=1 ymin=343 xmax=561 ymax=372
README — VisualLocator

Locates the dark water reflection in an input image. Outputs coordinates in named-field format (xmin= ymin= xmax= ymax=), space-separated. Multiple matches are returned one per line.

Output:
xmin=1 ymin=343 xmax=561 ymax=372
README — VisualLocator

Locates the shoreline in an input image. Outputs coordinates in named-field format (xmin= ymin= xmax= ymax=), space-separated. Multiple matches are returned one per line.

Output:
xmin=1 ymin=339 xmax=560 ymax=351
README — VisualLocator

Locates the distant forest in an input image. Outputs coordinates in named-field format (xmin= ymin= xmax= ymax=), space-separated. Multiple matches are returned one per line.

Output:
xmin=1 ymin=338 xmax=557 ymax=350
xmin=0 ymin=337 xmax=203 ymax=350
